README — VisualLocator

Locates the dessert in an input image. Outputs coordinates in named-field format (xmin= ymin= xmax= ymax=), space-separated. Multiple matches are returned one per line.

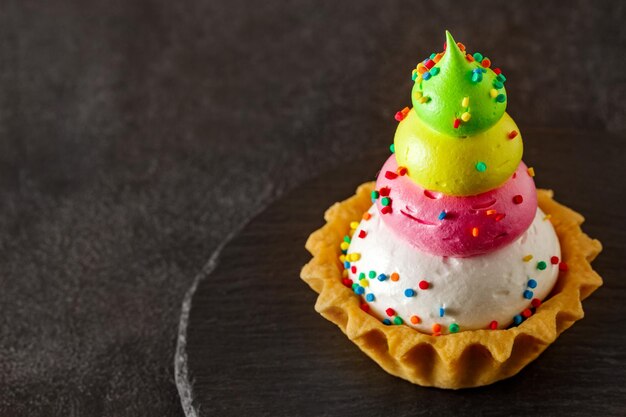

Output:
xmin=301 ymin=31 xmax=602 ymax=388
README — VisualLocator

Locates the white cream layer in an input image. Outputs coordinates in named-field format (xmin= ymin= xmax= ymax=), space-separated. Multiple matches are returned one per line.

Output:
xmin=346 ymin=204 xmax=560 ymax=334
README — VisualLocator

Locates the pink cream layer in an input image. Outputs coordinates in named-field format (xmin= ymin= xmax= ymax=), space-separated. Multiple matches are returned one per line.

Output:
xmin=374 ymin=155 xmax=537 ymax=257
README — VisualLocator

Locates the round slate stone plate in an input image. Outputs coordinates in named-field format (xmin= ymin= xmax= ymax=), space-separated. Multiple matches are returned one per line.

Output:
xmin=175 ymin=130 xmax=624 ymax=417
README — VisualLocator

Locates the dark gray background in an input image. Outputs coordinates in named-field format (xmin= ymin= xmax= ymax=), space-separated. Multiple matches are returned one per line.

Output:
xmin=0 ymin=0 xmax=624 ymax=416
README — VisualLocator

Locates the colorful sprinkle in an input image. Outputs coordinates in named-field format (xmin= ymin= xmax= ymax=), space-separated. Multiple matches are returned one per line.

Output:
xmin=358 ymin=230 xmax=367 ymax=238
xmin=543 ymin=214 xmax=552 ymax=221
xmin=513 ymin=195 xmax=524 ymax=204
xmin=379 ymin=187 xmax=390 ymax=196
xmin=461 ymin=96 xmax=469 ymax=107
xmin=527 ymin=167 xmax=535 ymax=177
xmin=432 ymin=323 xmax=442 ymax=333
xmin=537 ymin=261 xmax=547 ymax=270
xmin=365 ymin=293 xmax=375 ymax=302
xmin=481 ymin=58 xmax=491 ymax=68
xmin=453 ymin=118 xmax=461 ymax=129
xmin=410 ymin=315 xmax=421 ymax=324
xmin=489 ymin=321 xmax=498 ymax=330
xmin=360 ymin=303 xmax=370 ymax=312
xmin=508 ymin=130 xmax=518 ymax=139
xmin=496 ymin=73 xmax=506 ymax=82
xmin=489 ymin=88 xmax=498 ymax=98
xmin=523 ymin=290 xmax=534 ymax=299
xmin=343 ymin=235 xmax=351 ymax=243
xmin=430 ymin=67 xmax=440 ymax=76
xmin=449 ymin=323 xmax=460 ymax=333
xmin=495 ymin=213 xmax=506 ymax=222
xmin=350 ymin=221 xmax=359 ymax=229
xmin=396 ymin=166 xmax=408 ymax=176
xmin=475 ymin=161 xmax=487 ymax=172
xmin=495 ymin=94 xmax=506 ymax=103
xmin=393 ymin=316 xmax=404 ymax=325
xmin=340 ymin=242 xmax=350 ymax=250
xmin=348 ymin=253 xmax=361 ymax=261
xmin=390 ymin=272 xmax=400 ymax=282
xmin=359 ymin=272 xmax=365 ymax=280
xmin=439 ymin=306 xmax=445 ymax=317
xmin=404 ymin=288 xmax=416 ymax=297
xmin=384 ymin=171 xmax=398 ymax=180
xmin=493 ymin=68 xmax=502 ymax=75
xmin=471 ymin=71 xmax=482 ymax=83
xmin=551 ymin=256 xmax=560 ymax=264
xmin=390 ymin=143 xmax=395 ymax=153
xmin=466 ymin=53 xmax=475 ymax=62
xmin=394 ymin=107 xmax=410 ymax=121
xmin=461 ymin=112 xmax=471 ymax=122
xmin=381 ymin=206 xmax=392 ymax=214
xmin=377 ymin=274 xmax=388 ymax=282
xmin=522 ymin=308 xmax=533 ymax=318
xmin=418 ymin=280 xmax=429 ymax=290
xmin=423 ymin=71 xmax=432 ymax=81
xmin=493 ymin=80 xmax=504 ymax=89
xmin=513 ymin=315 xmax=523 ymax=325
xmin=362 ymin=212 xmax=372 ymax=221
xmin=527 ymin=279 xmax=538 ymax=288
xmin=523 ymin=254 xmax=533 ymax=262
xmin=355 ymin=286 xmax=365 ymax=295
xmin=382 ymin=318 xmax=391 ymax=325
xmin=368 ymin=270 xmax=376 ymax=278
xmin=381 ymin=197 xmax=391 ymax=207
xmin=342 ymin=278 xmax=352 ymax=287
xmin=473 ymin=52 xmax=483 ymax=62
xmin=471 ymin=227 xmax=479 ymax=237
xmin=438 ymin=211 xmax=447 ymax=220
xmin=531 ymin=298 xmax=542 ymax=308
xmin=385 ymin=308 xmax=395 ymax=317
xmin=424 ymin=59 xmax=435 ymax=69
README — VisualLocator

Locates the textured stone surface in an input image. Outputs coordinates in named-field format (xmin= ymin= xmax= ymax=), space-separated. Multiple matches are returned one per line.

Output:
xmin=0 ymin=0 xmax=623 ymax=415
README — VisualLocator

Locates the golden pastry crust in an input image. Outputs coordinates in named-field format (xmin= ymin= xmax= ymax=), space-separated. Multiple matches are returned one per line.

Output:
xmin=301 ymin=182 xmax=602 ymax=389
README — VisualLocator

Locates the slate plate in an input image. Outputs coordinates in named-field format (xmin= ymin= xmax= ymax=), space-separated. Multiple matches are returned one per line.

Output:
xmin=175 ymin=129 xmax=625 ymax=417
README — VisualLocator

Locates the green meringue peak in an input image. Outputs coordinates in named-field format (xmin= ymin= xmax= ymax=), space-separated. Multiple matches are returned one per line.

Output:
xmin=411 ymin=31 xmax=507 ymax=137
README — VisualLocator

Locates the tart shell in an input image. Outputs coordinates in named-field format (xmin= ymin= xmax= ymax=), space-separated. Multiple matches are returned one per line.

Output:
xmin=301 ymin=182 xmax=602 ymax=389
